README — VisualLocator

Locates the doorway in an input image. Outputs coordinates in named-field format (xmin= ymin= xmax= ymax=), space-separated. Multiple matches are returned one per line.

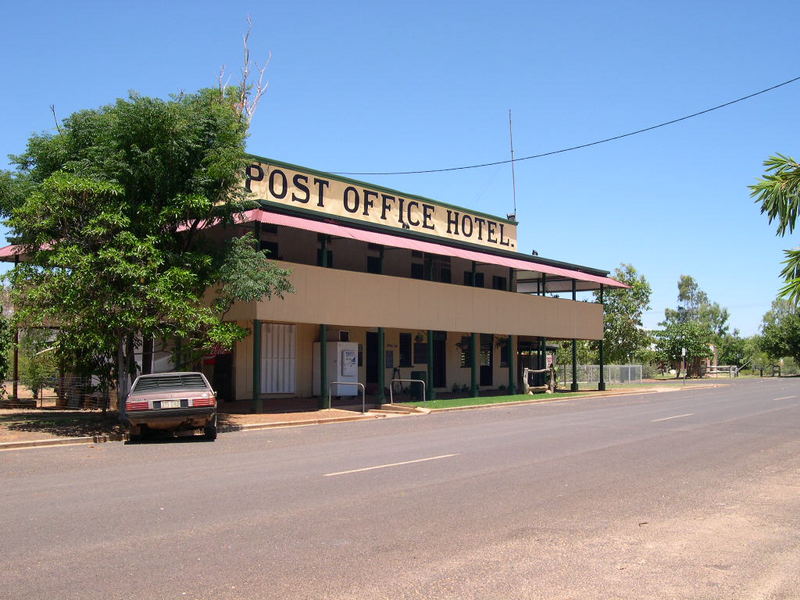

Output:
xmin=433 ymin=332 xmax=446 ymax=388
xmin=365 ymin=332 xmax=379 ymax=385
xmin=212 ymin=353 xmax=233 ymax=402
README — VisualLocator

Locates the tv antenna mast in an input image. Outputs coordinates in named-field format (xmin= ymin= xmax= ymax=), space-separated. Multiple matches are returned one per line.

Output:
xmin=508 ymin=109 xmax=517 ymax=221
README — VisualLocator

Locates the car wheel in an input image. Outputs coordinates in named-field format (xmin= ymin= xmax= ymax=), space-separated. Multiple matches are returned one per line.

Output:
xmin=128 ymin=425 xmax=142 ymax=443
xmin=204 ymin=417 xmax=217 ymax=441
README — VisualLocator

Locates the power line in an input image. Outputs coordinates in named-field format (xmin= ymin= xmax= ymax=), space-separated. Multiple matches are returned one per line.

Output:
xmin=331 ymin=75 xmax=800 ymax=176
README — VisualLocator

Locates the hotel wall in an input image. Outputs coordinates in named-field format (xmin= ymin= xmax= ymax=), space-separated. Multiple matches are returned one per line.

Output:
xmin=234 ymin=326 xmax=538 ymax=401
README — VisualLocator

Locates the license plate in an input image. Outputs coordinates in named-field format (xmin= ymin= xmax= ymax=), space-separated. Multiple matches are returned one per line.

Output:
xmin=161 ymin=400 xmax=180 ymax=409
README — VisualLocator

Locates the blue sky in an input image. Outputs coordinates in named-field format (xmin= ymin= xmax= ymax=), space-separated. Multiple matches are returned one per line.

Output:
xmin=1 ymin=0 xmax=797 ymax=336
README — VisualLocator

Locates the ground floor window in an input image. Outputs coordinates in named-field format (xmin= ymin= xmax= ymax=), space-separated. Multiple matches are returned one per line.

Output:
xmin=499 ymin=336 xmax=510 ymax=368
xmin=413 ymin=339 xmax=428 ymax=364
xmin=399 ymin=333 xmax=412 ymax=367
xmin=480 ymin=334 xmax=493 ymax=386
xmin=459 ymin=336 xmax=472 ymax=367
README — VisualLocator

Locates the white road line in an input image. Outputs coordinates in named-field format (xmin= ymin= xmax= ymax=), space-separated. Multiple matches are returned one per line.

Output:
xmin=0 ymin=442 xmax=89 ymax=452
xmin=324 ymin=454 xmax=459 ymax=477
xmin=651 ymin=413 xmax=694 ymax=423
xmin=772 ymin=395 xmax=796 ymax=401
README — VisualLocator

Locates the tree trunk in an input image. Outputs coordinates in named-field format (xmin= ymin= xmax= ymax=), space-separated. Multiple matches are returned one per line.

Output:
xmin=126 ymin=333 xmax=138 ymax=381
xmin=141 ymin=335 xmax=153 ymax=375
xmin=117 ymin=336 xmax=131 ymax=406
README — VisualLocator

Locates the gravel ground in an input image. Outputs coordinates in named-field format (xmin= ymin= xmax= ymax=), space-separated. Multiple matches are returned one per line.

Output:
xmin=0 ymin=406 xmax=372 ymax=444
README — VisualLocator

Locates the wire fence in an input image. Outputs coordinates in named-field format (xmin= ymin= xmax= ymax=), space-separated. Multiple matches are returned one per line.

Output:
xmin=1 ymin=377 xmax=115 ymax=410
xmin=557 ymin=364 xmax=643 ymax=387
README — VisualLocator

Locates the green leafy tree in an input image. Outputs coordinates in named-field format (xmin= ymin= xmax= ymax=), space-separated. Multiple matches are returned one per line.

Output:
xmin=655 ymin=320 xmax=713 ymax=377
xmin=0 ymin=309 xmax=11 ymax=388
xmin=741 ymin=335 xmax=772 ymax=374
xmin=593 ymin=263 xmax=652 ymax=363
xmin=699 ymin=302 xmax=731 ymax=340
xmin=18 ymin=329 xmax=58 ymax=400
xmin=0 ymin=88 xmax=292 ymax=400
xmin=555 ymin=339 xmax=597 ymax=367
xmin=663 ymin=275 xmax=729 ymax=342
xmin=750 ymin=154 xmax=800 ymax=304
xmin=758 ymin=298 xmax=800 ymax=363
xmin=716 ymin=331 xmax=750 ymax=367
xmin=659 ymin=275 xmax=734 ymax=376
xmin=664 ymin=275 xmax=708 ymax=324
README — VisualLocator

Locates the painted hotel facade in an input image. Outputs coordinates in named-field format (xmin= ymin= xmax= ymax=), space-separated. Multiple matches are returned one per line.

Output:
xmin=213 ymin=155 xmax=625 ymax=409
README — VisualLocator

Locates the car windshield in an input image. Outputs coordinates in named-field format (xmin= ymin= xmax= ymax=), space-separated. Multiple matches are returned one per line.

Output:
xmin=131 ymin=374 xmax=209 ymax=394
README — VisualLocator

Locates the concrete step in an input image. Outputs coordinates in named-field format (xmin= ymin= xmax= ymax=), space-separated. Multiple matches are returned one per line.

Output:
xmin=366 ymin=409 xmax=405 ymax=418
xmin=376 ymin=404 xmax=431 ymax=415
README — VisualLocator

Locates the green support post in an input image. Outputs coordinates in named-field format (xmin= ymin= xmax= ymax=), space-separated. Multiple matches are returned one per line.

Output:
xmin=598 ymin=284 xmax=606 ymax=391
xmin=319 ymin=235 xmax=331 ymax=409
xmin=377 ymin=327 xmax=386 ymax=405
xmin=320 ymin=324 xmax=329 ymax=409
xmin=508 ymin=334 xmax=516 ymax=394
xmin=423 ymin=256 xmax=435 ymax=401
xmin=571 ymin=279 xmax=579 ymax=392
xmin=598 ymin=340 xmax=606 ymax=391
xmin=471 ymin=332 xmax=479 ymax=397
xmin=571 ymin=338 xmax=579 ymax=392
xmin=252 ymin=319 xmax=262 ymax=413
xmin=427 ymin=330 xmax=435 ymax=400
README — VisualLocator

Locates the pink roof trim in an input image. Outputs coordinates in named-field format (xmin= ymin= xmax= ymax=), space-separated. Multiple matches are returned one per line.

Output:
xmin=0 ymin=245 xmax=19 ymax=258
xmin=240 ymin=209 xmax=627 ymax=289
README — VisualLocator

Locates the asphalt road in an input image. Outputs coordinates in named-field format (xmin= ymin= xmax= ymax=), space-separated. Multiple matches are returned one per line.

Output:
xmin=2 ymin=378 xmax=800 ymax=600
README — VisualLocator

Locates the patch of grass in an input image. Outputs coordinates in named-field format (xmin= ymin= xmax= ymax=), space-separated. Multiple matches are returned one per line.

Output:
xmin=401 ymin=391 xmax=582 ymax=410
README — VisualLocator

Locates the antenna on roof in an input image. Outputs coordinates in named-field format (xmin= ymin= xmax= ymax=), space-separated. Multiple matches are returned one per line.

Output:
xmin=508 ymin=109 xmax=517 ymax=222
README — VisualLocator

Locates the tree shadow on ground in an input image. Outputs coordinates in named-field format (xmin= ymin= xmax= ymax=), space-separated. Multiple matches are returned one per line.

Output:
xmin=217 ymin=414 xmax=242 ymax=431
xmin=0 ymin=411 xmax=124 ymax=438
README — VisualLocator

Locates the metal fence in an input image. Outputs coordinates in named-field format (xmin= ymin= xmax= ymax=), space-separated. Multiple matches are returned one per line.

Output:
xmin=557 ymin=364 xmax=642 ymax=386
xmin=702 ymin=365 xmax=738 ymax=378
xmin=1 ymin=377 xmax=114 ymax=410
